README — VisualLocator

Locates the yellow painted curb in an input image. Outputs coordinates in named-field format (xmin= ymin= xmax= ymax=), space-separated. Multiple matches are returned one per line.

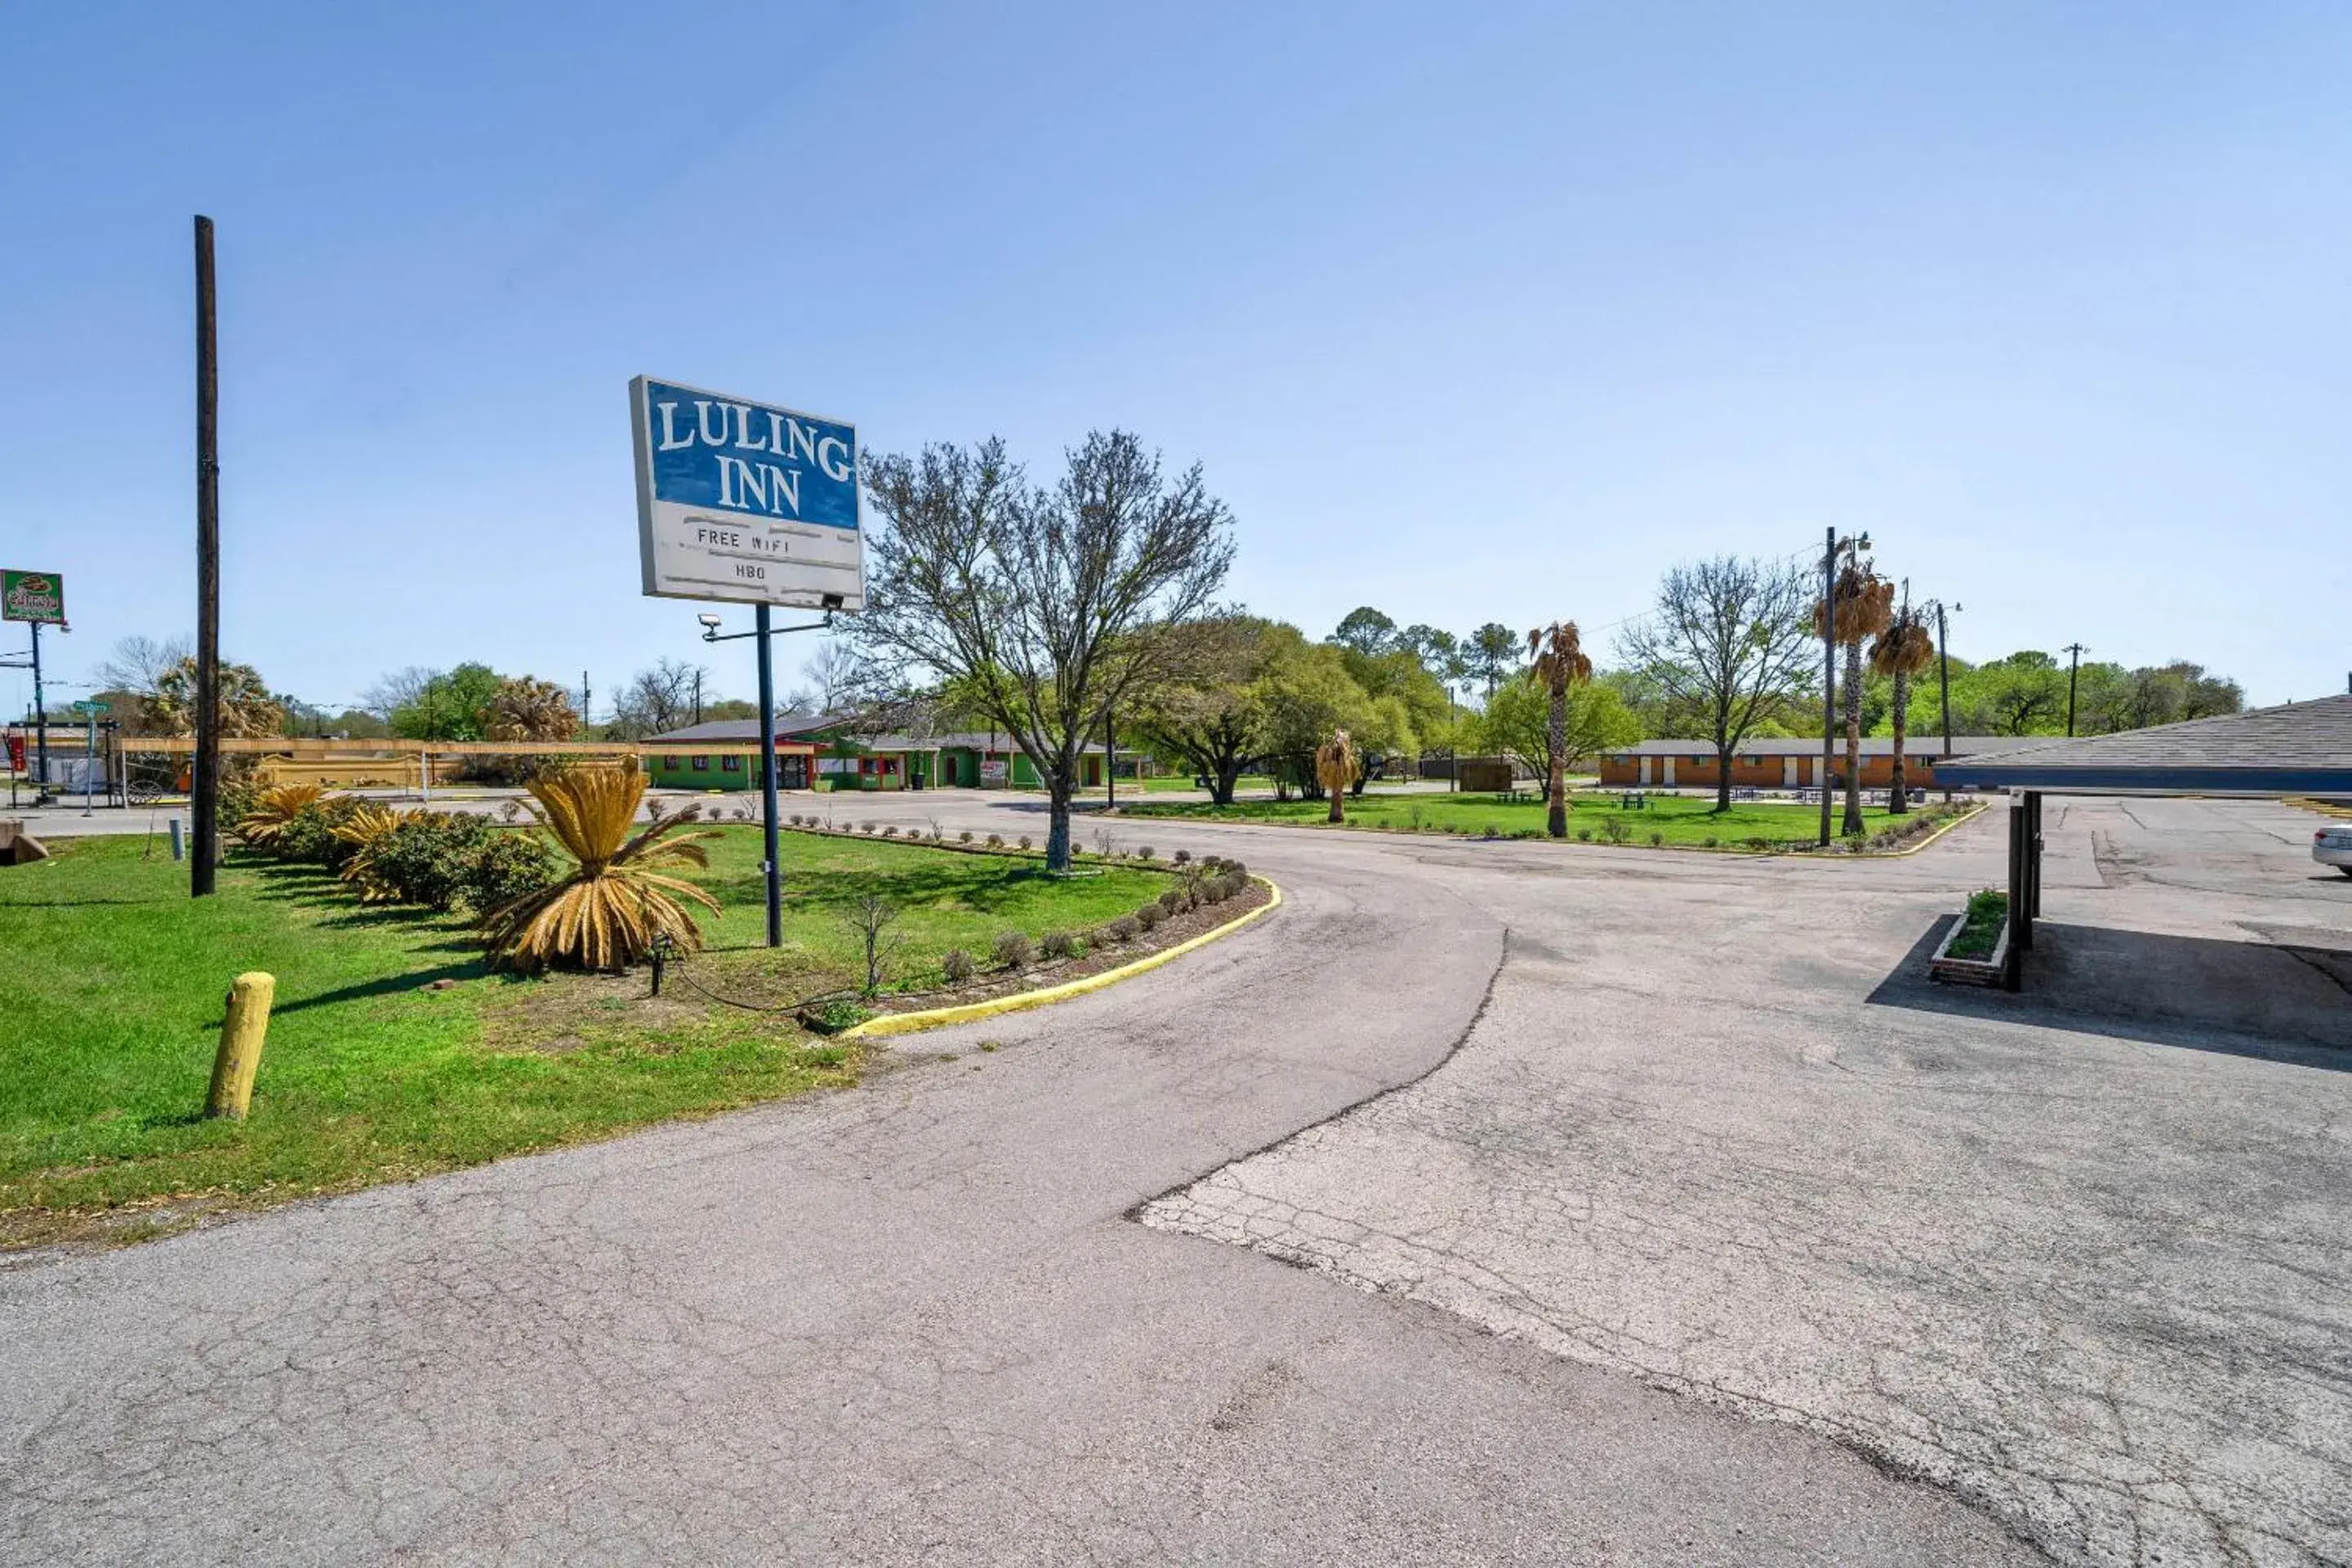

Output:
xmin=842 ymin=877 xmax=1283 ymax=1040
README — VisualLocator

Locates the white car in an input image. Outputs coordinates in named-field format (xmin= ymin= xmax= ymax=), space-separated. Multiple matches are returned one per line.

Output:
xmin=2317 ymin=823 xmax=2352 ymax=876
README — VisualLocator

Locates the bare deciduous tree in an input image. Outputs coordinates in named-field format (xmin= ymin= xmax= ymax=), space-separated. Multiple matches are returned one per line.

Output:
xmin=844 ymin=893 xmax=903 ymax=998
xmin=856 ymin=430 xmax=1235 ymax=871
xmin=608 ymin=658 xmax=706 ymax=740
xmin=96 ymin=635 xmax=192 ymax=696
xmin=1618 ymin=556 xmax=1815 ymax=813
xmin=361 ymin=666 xmax=440 ymax=722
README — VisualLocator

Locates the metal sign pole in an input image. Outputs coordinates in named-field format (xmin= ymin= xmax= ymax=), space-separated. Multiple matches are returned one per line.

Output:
xmin=29 ymin=621 xmax=47 ymax=791
xmin=755 ymin=604 xmax=782 ymax=947
xmin=1819 ymin=526 xmax=1835 ymax=848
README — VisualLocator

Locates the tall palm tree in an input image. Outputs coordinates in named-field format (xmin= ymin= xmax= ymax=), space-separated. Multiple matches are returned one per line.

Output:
xmin=1526 ymin=621 xmax=1593 ymax=839
xmin=1868 ymin=587 xmax=1936 ymax=816
xmin=1813 ymin=564 xmax=1893 ymax=836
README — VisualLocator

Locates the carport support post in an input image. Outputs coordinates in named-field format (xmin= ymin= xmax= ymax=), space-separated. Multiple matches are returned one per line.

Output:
xmin=756 ymin=604 xmax=782 ymax=948
xmin=2002 ymin=791 xmax=2042 ymax=991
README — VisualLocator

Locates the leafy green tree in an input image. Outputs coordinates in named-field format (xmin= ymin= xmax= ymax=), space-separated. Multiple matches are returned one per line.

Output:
xmin=1477 ymin=672 xmax=1638 ymax=790
xmin=1254 ymin=628 xmax=1377 ymax=800
xmin=1951 ymin=651 xmax=2067 ymax=737
xmin=1125 ymin=616 xmax=1278 ymax=805
xmin=1331 ymin=607 xmax=1399 ymax=658
xmin=1465 ymin=622 xmax=1521 ymax=702
xmin=390 ymin=662 xmax=504 ymax=741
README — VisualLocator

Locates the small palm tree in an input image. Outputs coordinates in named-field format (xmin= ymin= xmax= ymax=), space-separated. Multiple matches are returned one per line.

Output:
xmin=479 ymin=765 xmax=721 ymax=973
xmin=233 ymin=782 xmax=325 ymax=850
xmin=1526 ymin=622 xmax=1592 ymax=839
xmin=1868 ymin=590 xmax=1936 ymax=816
xmin=1314 ymin=729 xmax=1358 ymax=824
xmin=1813 ymin=564 xmax=1893 ymax=835
xmin=332 ymin=804 xmax=419 ymax=902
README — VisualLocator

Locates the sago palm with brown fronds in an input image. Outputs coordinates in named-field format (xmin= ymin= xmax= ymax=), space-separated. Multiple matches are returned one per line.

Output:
xmin=479 ymin=765 xmax=721 ymax=973
xmin=233 ymin=782 xmax=326 ymax=851
xmin=1526 ymin=621 xmax=1593 ymax=839
xmin=332 ymin=804 xmax=421 ymax=902
xmin=1314 ymin=729 xmax=1358 ymax=824
xmin=1868 ymin=590 xmax=1937 ymax=816
xmin=1813 ymin=564 xmax=1893 ymax=835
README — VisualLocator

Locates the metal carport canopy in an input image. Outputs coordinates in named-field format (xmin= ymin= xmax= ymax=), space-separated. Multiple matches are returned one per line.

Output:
xmin=1933 ymin=694 xmax=2352 ymax=989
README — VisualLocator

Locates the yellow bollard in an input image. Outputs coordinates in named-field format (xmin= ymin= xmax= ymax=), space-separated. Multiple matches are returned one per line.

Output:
xmin=206 ymin=972 xmax=276 ymax=1120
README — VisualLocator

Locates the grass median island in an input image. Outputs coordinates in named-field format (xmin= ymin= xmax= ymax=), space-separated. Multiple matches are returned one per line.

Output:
xmin=0 ymin=826 xmax=1171 ymax=1250
xmin=1119 ymin=788 xmax=1909 ymax=848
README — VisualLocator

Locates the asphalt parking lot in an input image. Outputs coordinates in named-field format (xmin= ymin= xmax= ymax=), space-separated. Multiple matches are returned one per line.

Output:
xmin=3 ymin=789 xmax=2345 ymax=1565
xmin=1147 ymin=795 xmax=2352 ymax=1567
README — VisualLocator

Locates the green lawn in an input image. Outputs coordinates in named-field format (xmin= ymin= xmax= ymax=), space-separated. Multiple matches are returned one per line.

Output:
xmin=1118 ymin=788 xmax=1902 ymax=847
xmin=0 ymin=827 xmax=1170 ymax=1247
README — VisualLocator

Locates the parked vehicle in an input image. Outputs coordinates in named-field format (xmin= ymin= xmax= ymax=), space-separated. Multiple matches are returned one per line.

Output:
xmin=2315 ymin=823 xmax=2352 ymax=876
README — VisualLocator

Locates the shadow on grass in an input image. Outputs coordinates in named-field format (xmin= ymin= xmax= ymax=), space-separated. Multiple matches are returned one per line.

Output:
xmin=1 ymin=894 xmax=185 ymax=907
xmin=1867 ymin=917 xmax=2352 ymax=1064
xmin=267 ymin=958 xmax=508 ymax=1018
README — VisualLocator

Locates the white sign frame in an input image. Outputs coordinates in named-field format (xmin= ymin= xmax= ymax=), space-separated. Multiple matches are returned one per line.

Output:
xmin=630 ymin=375 xmax=865 ymax=612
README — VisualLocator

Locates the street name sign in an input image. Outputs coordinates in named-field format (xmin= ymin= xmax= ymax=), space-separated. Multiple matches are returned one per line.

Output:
xmin=2 ymin=571 xmax=65 ymax=625
xmin=629 ymin=376 xmax=863 ymax=611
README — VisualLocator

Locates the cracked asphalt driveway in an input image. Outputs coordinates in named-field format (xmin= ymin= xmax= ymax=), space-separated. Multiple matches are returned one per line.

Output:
xmin=4 ymin=791 xmax=2345 ymax=1564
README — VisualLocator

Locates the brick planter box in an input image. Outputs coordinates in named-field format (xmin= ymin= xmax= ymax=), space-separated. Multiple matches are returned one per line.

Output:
xmin=1928 ymin=906 xmax=2009 ymax=986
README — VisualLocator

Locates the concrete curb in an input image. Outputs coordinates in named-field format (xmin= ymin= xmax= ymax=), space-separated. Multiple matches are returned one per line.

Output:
xmin=842 ymin=877 xmax=1284 ymax=1040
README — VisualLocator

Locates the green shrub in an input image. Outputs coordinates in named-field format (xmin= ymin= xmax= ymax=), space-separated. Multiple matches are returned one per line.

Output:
xmin=991 ymin=929 xmax=1033 ymax=969
xmin=1135 ymin=845 xmax=1156 ymax=862
xmin=277 ymin=795 xmax=367 ymax=868
xmin=1107 ymin=915 xmax=1140 ymax=942
xmin=1134 ymin=901 xmax=1166 ymax=931
xmin=1602 ymin=816 xmax=1631 ymax=844
xmin=987 ymin=833 xmax=1004 ymax=849
xmin=1703 ymin=835 xmax=1720 ymax=849
xmin=1018 ymin=835 xmax=1032 ymax=851
xmin=1745 ymin=836 xmax=1771 ymax=851
xmin=1040 ymin=929 xmax=1082 ymax=960
xmin=959 ymin=830 xmax=973 ymax=843
xmin=941 ymin=948 xmax=976 ymax=984
xmin=1647 ymin=830 xmax=1664 ymax=847
xmin=1172 ymin=849 xmax=1192 ymax=864
xmin=1159 ymin=888 xmax=1184 ymax=913
xmin=368 ymin=813 xmax=551 ymax=915
xmin=462 ymin=830 xmax=561 ymax=914
xmin=804 ymin=998 xmax=870 ymax=1035
xmin=1577 ymin=827 xmax=1592 ymax=841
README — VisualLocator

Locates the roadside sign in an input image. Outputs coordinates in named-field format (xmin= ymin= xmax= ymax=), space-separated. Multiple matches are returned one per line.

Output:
xmin=629 ymin=376 xmax=863 ymax=612
xmin=72 ymin=699 xmax=109 ymax=715
xmin=2 ymin=571 xmax=65 ymax=625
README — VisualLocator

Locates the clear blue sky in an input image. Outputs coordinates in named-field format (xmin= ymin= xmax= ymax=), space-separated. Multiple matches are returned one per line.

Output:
xmin=4 ymin=2 xmax=2348 ymax=717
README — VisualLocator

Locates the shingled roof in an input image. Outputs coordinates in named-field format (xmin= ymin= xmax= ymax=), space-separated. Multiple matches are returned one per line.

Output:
xmin=1936 ymin=693 xmax=2352 ymax=795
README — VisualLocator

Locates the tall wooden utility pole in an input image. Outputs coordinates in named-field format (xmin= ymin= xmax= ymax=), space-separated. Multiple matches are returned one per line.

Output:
xmin=2062 ymin=642 xmax=2088 ymax=737
xmin=192 ymin=215 xmax=222 ymax=898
